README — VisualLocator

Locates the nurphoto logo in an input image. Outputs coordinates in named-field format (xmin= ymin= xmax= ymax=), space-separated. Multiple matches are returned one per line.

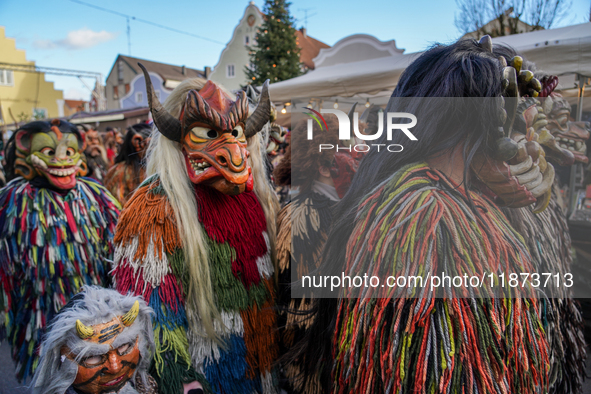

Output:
xmin=304 ymin=108 xmax=418 ymax=152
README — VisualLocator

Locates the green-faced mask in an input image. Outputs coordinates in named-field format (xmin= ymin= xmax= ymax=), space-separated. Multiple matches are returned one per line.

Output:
xmin=14 ymin=119 xmax=87 ymax=190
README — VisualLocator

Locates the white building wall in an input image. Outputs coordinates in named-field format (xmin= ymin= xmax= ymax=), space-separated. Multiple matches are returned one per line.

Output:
xmin=210 ymin=3 xmax=263 ymax=91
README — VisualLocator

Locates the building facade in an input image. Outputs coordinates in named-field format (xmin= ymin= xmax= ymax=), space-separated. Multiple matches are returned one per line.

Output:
xmin=0 ymin=26 xmax=64 ymax=125
xmin=105 ymin=55 xmax=205 ymax=110
xmin=210 ymin=2 xmax=330 ymax=91
xmin=63 ymin=99 xmax=89 ymax=117
xmin=210 ymin=2 xmax=264 ymax=91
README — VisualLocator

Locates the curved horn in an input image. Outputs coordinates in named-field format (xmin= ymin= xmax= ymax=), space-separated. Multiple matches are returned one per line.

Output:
xmin=348 ymin=102 xmax=358 ymax=134
xmin=121 ymin=300 xmax=139 ymax=327
xmin=138 ymin=63 xmax=182 ymax=142
xmin=478 ymin=35 xmax=493 ymax=52
xmin=348 ymin=102 xmax=358 ymax=121
xmin=76 ymin=319 xmax=94 ymax=339
xmin=244 ymin=79 xmax=271 ymax=138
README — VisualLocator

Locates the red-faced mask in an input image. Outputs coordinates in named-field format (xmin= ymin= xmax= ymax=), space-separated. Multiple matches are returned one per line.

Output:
xmin=63 ymin=302 xmax=142 ymax=394
xmin=138 ymin=63 xmax=271 ymax=195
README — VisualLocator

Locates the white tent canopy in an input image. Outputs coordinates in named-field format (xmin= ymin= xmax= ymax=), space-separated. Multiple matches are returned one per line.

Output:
xmin=268 ymin=23 xmax=591 ymax=103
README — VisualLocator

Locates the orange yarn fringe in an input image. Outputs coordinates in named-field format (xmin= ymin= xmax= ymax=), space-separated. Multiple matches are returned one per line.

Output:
xmin=114 ymin=181 xmax=181 ymax=262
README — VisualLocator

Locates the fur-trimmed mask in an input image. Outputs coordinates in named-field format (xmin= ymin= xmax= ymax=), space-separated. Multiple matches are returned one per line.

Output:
xmin=31 ymin=287 xmax=156 ymax=394
xmin=13 ymin=119 xmax=87 ymax=190
xmin=139 ymin=63 xmax=271 ymax=195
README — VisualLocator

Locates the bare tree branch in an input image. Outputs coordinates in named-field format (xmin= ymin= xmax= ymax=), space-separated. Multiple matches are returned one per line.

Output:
xmin=455 ymin=0 xmax=571 ymax=37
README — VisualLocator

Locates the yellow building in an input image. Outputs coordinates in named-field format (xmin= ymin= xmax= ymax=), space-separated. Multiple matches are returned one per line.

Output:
xmin=0 ymin=26 xmax=64 ymax=125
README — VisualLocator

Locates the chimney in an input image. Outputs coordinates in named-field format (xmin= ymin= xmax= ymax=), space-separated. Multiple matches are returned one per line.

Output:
xmin=300 ymin=27 xmax=307 ymax=38
xmin=181 ymin=65 xmax=186 ymax=76
xmin=204 ymin=66 xmax=211 ymax=80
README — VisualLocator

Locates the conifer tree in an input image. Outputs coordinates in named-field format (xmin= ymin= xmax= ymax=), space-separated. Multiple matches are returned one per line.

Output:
xmin=246 ymin=0 xmax=302 ymax=85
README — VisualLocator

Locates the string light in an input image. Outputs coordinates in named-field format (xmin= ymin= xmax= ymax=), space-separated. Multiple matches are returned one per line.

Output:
xmin=333 ymin=99 xmax=339 ymax=109
xmin=281 ymin=105 xmax=287 ymax=114
xmin=365 ymin=98 xmax=370 ymax=108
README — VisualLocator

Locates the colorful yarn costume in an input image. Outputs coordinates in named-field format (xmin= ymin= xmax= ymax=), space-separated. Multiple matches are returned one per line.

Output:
xmin=332 ymin=162 xmax=549 ymax=394
xmin=0 ymin=120 xmax=121 ymax=382
xmin=294 ymin=38 xmax=557 ymax=394
xmin=112 ymin=65 xmax=279 ymax=394
xmin=490 ymin=49 xmax=587 ymax=393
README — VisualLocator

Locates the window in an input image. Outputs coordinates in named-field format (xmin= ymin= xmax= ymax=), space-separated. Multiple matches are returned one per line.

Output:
xmin=136 ymin=92 xmax=143 ymax=103
xmin=32 ymin=108 xmax=47 ymax=120
xmin=244 ymin=35 xmax=250 ymax=45
xmin=0 ymin=70 xmax=14 ymax=86
xmin=113 ymin=86 xmax=119 ymax=100
xmin=117 ymin=60 xmax=124 ymax=83
xmin=227 ymin=64 xmax=235 ymax=78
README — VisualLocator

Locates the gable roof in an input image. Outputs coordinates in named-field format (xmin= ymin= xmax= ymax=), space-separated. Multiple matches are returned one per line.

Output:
xmin=110 ymin=55 xmax=204 ymax=83
xmin=295 ymin=29 xmax=330 ymax=70
xmin=460 ymin=18 xmax=538 ymax=40
xmin=64 ymin=99 xmax=87 ymax=109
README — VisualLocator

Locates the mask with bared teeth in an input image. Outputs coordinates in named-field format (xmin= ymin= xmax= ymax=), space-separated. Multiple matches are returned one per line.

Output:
xmin=139 ymin=63 xmax=272 ymax=195
xmin=544 ymin=93 xmax=590 ymax=164
xmin=12 ymin=119 xmax=88 ymax=191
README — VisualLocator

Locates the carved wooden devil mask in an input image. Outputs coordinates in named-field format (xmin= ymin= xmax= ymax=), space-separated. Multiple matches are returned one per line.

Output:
xmin=139 ymin=63 xmax=271 ymax=195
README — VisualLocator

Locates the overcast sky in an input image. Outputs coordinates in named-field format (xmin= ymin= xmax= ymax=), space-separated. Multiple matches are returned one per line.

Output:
xmin=1 ymin=0 xmax=589 ymax=100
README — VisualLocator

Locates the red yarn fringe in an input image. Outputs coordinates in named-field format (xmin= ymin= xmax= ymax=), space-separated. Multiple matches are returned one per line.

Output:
xmin=195 ymin=186 xmax=268 ymax=288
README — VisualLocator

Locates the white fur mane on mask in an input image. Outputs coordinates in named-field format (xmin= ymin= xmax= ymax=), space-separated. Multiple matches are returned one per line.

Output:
xmin=144 ymin=78 xmax=279 ymax=343
xmin=30 ymin=286 xmax=154 ymax=394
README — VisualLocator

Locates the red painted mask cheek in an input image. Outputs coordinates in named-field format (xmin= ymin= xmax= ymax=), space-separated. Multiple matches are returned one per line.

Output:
xmin=182 ymin=131 xmax=252 ymax=194
xmin=246 ymin=171 xmax=254 ymax=192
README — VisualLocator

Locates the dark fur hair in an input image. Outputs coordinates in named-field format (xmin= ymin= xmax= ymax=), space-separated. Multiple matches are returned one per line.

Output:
xmin=492 ymin=43 xmax=537 ymax=72
xmin=291 ymin=38 xmax=508 ymax=391
xmin=113 ymin=123 xmax=152 ymax=176
xmin=273 ymin=115 xmax=339 ymax=190
xmin=273 ymin=144 xmax=291 ymax=186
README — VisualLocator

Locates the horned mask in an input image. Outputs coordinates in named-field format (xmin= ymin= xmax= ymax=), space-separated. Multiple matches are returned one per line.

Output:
xmin=139 ymin=63 xmax=272 ymax=195
xmin=12 ymin=119 xmax=88 ymax=191
xmin=31 ymin=287 xmax=155 ymax=394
